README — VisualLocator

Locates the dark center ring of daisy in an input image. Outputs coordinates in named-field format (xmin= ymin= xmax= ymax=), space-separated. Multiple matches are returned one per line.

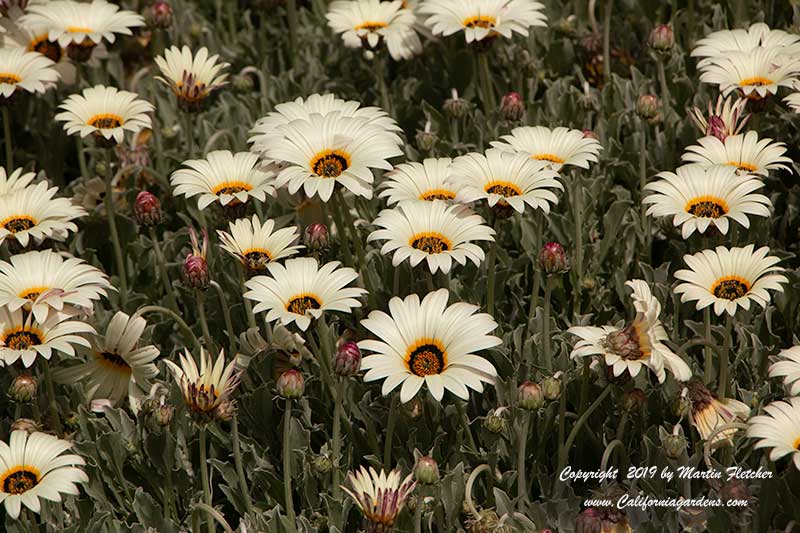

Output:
xmin=0 ymin=73 xmax=21 ymax=85
xmin=486 ymin=184 xmax=521 ymax=198
xmin=287 ymin=295 xmax=322 ymax=315
xmin=2 ymin=469 xmax=38 ymax=495
xmin=411 ymin=234 xmax=451 ymax=254
xmin=216 ymin=186 xmax=248 ymax=195
xmin=3 ymin=217 xmax=35 ymax=233
xmin=20 ymin=291 xmax=42 ymax=301
xmin=88 ymin=114 xmax=123 ymax=129
xmin=33 ymin=39 xmax=63 ymax=63
xmin=312 ymin=154 xmax=349 ymax=178
xmin=5 ymin=331 xmax=42 ymax=350
xmin=99 ymin=351 xmax=132 ymax=371
xmin=408 ymin=344 xmax=445 ymax=376
xmin=420 ymin=190 xmax=455 ymax=201
xmin=244 ymin=250 xmax=272 ymax=271
xmin=711 ymin=278 xmax=750 ymax=300
xmin=686 ymin=200 xmax=727 ymax=218
xmin=464 ymin=16 xmax=496 ymax=29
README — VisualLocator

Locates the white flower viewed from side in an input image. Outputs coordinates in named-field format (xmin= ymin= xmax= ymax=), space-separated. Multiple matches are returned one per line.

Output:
xmin=674 ymin=245 xmax=787 ymax=316
xmin=769 ymin=346 xmax=800 ymax=397
xmin=681 ymin=131 xmax=792 ymax=176
xmin=698 ymin=47 xmax=800 ymax=99
xmin=0 ymin=181 xmax=86 ymax=247
xmin=244 ymin=257 xmax=366 ymax=331
xmin=746 ymin=397 xmax=800 ymax=471
xmin=0 ymin=430 xmax=88 ymax=519
xmin=359 ymin=289 xmax=500 ymax=403
xmin=0 ymin=306 xmax=94 ymax=367
xmin=379 ymin=158 xmax=458 ymax=205
xmin=217 ymin=215 xmax=303 ymax=273
xmin=327 ymin=0 xmax=422 ymax=60
xmin=419 ymin=0 xmax=547 ymax=43
xmin=644 ymin=164 xmax=771 ymax=238
xmin=0 ymin=46 xmax=59 ymax=98
xmin=155 ymin=45 xmax=229 ymax=111
xmin=165 ymin=348 xmax=240 ymax=418
xmin=342 ymin=466 xmax=416 ymax=531
xmin=692 ymin=22 xmax=800 ymax=69
xmin=56 ymin=85 xmax=153 ymax=144
xmin=368 ymin=200 xmax=494 ymax=274
xmin=687 ymin=380 xmax=750 ymax=446
xmin=491 ymin=126 xmax=602 ymax=171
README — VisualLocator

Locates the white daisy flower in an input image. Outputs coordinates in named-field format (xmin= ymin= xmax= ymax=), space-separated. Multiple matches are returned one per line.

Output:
xmin=342 ymin=466 xmax=416 ymax=531
xmin=368 ymin=200 xmax=495 ymax=274
xmin=644 ymin=164 xmax=771 ymax=238
xmin=784 ymin=89 xmax=800 ymax=113
xmin=217 ymin=214 xmax=303 ymax=273
xmin=244 ymin=257 xmax=366 ymax=331
xmin=690 ymin=95 xmax=749 ymax=141
xmin=698 ymin=47 xmax=800 ymax=99
xmin=746 ymin=397 xmax=800 ymax=471
xmin=681 ymin=130 xmax=792 ymax=176
xmin=55 ymin=85 xmax=153 ymax=144
xmin=0 ymin=181 xmax=86 ymax=248
xmin=327 ymin=0 xmax=422 ymax=60
xmin=769 ymin=346 xmax=800 ymax=396
xmin=450 ymin=148 xmax=563 ymax=214
xmin=53 ymin=312 xmax=159 ymax=405
xmin=379 ymin=158 xmax=459 ymax=205
xmin=419 ymin=0 xmax=547 ymax=44
xmin=0 ymin=46 xmax=59 ymax=98
xmin=674 ymin=245 xmax=788 ymax=316
xmin=0 ymin=430 xmax=88 ymax=519
xmin=0 ymin=249 xmax=111 ymax=323
xmin=490 ymin=125 xmax=602 ymax=171
xmin=265 ymin=111 xmax=404 ymax=201
xmin=692 ymin=22 xmax=800 ymax=68
xmin=165 ymin=348 xmax=240 ymax=418
xmin=154 ymin=45 xmax=229 ymax=111
xmin=359 ymin=288 xmax=500 ymax=403
xmin=2 ymin=14 xmax=79 ymax=83
xmin=170 ymin=150 xmax=275 ymax=210
xmin=0 ymin=306 xmax=93 ymax=367
xmin=0 ymin=166 xmax=36 ymax=195
xmin=687 ymin=380 xmax=750 ymax=446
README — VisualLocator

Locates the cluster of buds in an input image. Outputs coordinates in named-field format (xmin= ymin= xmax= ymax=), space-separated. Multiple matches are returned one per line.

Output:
xmin=333 ymin=340 xmax=362 ymax=377
xmin=8 ymin=374 xmax=37 ymax=403
xmin=145 ymin=1 xmax=173 ymax=29
xmin=648 ymin=24 xmax=675 ymax=54
xmin=134 ymin=191 xmax=162 ymax=226
xmin=636 ymin=94 xmax=661 ymax=123
xmin=277 ymin=368 xmax=305 ymax=399
xmin=304 ymin=223 xmax=329 ymax=254
xmin=184 ymin=227 xmax=210 ymax=289
xmin=539 ymin=242 xmax=569 ymax=276
xmin=500 ymin=92 xmax=525 ymax=122
xmin=517 ymin=381 xmax=544 ymax=411
xmin=444 ymin=89 xmax=469 ymax=118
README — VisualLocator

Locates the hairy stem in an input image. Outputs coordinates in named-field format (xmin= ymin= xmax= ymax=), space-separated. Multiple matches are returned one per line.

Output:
xmin=516 ymin=411 xmax=530 ymax=506
xmin=149 ymin=226 xmax=179 ymax=313
xmin=384 ymin=395 xmax=398 ymax=467
xmin=231 ymin=413 xmax=254 ymax=516
xmin=199 ymin=426 xmax=214 ymax=533
xmin=332 ymin=379 xmax=345 ymax=500
xmin=718 ymin=315 xmax=734 ymax=398
xmin=283 ymin=399 xmax=298 ymax=532
xmin=42 ymin=360 xmax=62 ymax=435
xmin=195 ymin=290 xmax=214 ymax=351
xmin=486 ymin=240 xmax=497 ymax=316
xmin=542 ymin=276 xmax=554 ymax=372
xmin=105 ymin=165 xmax=128 ymax=310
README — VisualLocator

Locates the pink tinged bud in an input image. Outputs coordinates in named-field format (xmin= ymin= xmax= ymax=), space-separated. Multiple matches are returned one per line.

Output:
xmin=539 ymin=242 xmax=569 ymax=275
xmin=707 ymin=115 xmax=728 ymax=142
xmin=9 ymin=374 xmax=37 ymax=403
xmin=183 ymin=254 xmax=209 ymax=289
xmin=582 ymin=129 xmax=598 ymax=140
xmin=541 ymin=377 xmax=562 ymax=401
xmin=636 ymin=94 xmax=660 ymax=120
xmin=148 ymin=1 xmax=173 ymax=28
xmin=500 ymin=91 xmax=525 ymax=122
xmin=333 ymin=341 xmax=362 ymax=377
xmin=134 ymin=191 xmax=162 ymax=226
xmin=277 ymin=369 xmax=305 ymax=399
xmin=414 ymin=456 xmax=440 ymax=484
xmin=304 ymin=223 xmax=329 ymax=251
xmin=648 ymin=24 xmax=675 ymax=52
xmin=576 ymin=508 xmax=603 ymax=533
xmin=517 ymin=380 xmax=544 ymax=411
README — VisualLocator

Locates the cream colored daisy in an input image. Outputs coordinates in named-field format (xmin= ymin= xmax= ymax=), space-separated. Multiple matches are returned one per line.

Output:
xmin=327 ymin=0 xmax=422 ymax=60
xmin=154 ymin=45 xmax=229 ymax=111
xmin=785 ymin=90 xmax=800 ymax=113
xmin=699 ymin=47 xmax=800 ymax=99
xmin=217 ymin=215 xmax=303 ymax=273
xmin=0 ymin=430 xmax=88 ymax=519
xmin=0 ymin=306 xmax=94 ymax=367
xmin=244 ymin=257 xmax=366 ymax=331
xmin=165 ymin=348 xmax=240 ymax=419
xmin=419 ymin=0 xmax=547 ymax=43
xmin=170 ymin=150 xmax=275 ymax=210
xmin=690 ymin=95 xmax=749 ymax=141
xmin=450 ymin=148 xmax=562 ymax=213
xmin=54 ymin=312 xmax=159 ymax=405
xmin=359 ymin=288 xmax=500 ymax=403
xmin=681 ymin=131 xmax=792 ymax=176
xmin=379 ymin=158 xmax=459 ymax=205
xmin=342 ymin=466 xmax=416 ymax=531
xmin=0 ymin=249 xmax=111 ymax=322
xmin=0 ymin=46 xmax=58 ymax=98
xmin=490 ymin=125 xmax=602 ymax=171
xmin=769 ymin=346 xmax=800 ymax=397
xmin=644 ymin=164 xmax=771 ymax=238
xmin=687 ymin=380 xmax=750 ymax=447
xmin=0 ymin=166 xmax=36 ymax=195
xmin=55 ymin=85 xmax=153 ymax=144
xmin=692 ymin=22 xmax=800 ymax=68
xmin=746 ymin=397 xmax=800 ymax=471
xmin=0 ymin=181 xmax=86 ymax=247
xmin=264 ymin=111 xmax=403 ymax=201
xmin=368 ymin=200 xmax=494 ymax=274
xmin=674 ymin=245 xmax=787 ymax=316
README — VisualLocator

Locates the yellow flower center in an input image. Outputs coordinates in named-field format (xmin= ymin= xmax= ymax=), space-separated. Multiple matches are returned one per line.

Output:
xmin=66 ymin=26 xmax=93 ymax=33
xmin=96 ymin=351 xmax=133 ymax=375
xmin=355 ymin=21 xmax=388 ymax=31
xmin=18 ymin=286 xmax=48 ymax=301
xmin=485 ymin=181 xmax=522 ymax=198
xmin=30 ymin=35 xmax=63 ymax=63
xmin=419 ymin=189 xmax=456 ymax=201
xmin=727 ymin=161 xmax=758 ymax=173
xmin=3 ymin=328 xmax=43 ymax=350
xmin=532 ymin=153 xmax=565 ymax=164
xmin=409 ymin=232 xmax=452 ymax=254
xmin=211 ymin=181 xmax=254 ymax=196
xmin=685 ymin=196 xmax=729 ymax=218
xmin=463 ymin=15 xmax=496 ymax=29
xmin=311 ymin=150 xmax=351 ymax=178
xmin=793 ymin=436 xmax=800 ymax=450
xmin=711 ymin=276 xmax=751 ymax=301
xmin=88 ymin=113 xmax=124 ymax=129
xmin=242 ymin=248 xmax=272 ymax=271
xmin=286 ymin=293 xmax=322 ymax=315
xmin=406 ymin=338 xmax=447 ymax=376
xmin=0 ymin=73 xmax=21 ymax=85
xmin=1 ymin=466 xmax=40 ymax=495
xmin=1 ymin=216 xmax=36 ymax=234
xmin=739 ymin=76 xmax=773 ymax=87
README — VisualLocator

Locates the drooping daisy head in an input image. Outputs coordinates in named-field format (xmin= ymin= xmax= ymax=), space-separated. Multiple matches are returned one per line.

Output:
xmin=0 ymin=166 xmax=36 ymax=195
xmin=0 ymin=181 xmax=86 ymax=248
xmin=244 ymin=257 xmax=366 ymax=331
xmin=56 ymin=85 xmax=153 ymax=145
xmin=359 ymin=288 xmax=500 ymax=403
xmin=698 ymin=47 xmax=800 ymax=99
xmin=0 ymin=249 xmax=111 ymax=322
xmin=327 ymin=0 xmax=422 ymax=60
xmin=450 ymin=148 xmax=563 ymax=214
xmin=768 ymin=346 xmax=800 ymax=397
xmin=644 ymin=164 xmax=771 ymax=239
xmin=692 ymin=22 xmax=800 ymax=68
xmin=674 ymin=245 xmax=787 ymax=317
xmin=379 ymin=158 xmax=459 ymax=205
xmin=419 ymin=0 xmax=547 ymax=45
xmin=490 ymin=126 xmax=603 ymax=171
xmin=689 ymin=95 xmax=749 ymax=142
xmin=687 ymin=379 xmax=750 ymax=447
xmin=0 ymin=46 xmax=59 ymax=99
xmin=54 ymin=312 xmax=159 ymax=405
xmin=0 ymin=306 xmax=94 ymax=367
xmin=170 ymin=150 xmax=275 ymax=212
xmin=368 ymin=200 xmax=495 ymax=274
xmin=154 ymin=46 xmax=229 ymax=112
xmin=746 ymin=397 xmax=800 ymax=471
xmin=342 ymin=466 xmax=416 ymax=531
xmin=785 ymin=89 xmax=800 ymax=113
xmin=265 ymin=111 xmax=404 ymax=201
xmin=681 ymin=130 xmax=792 ymax=177
xmin=217 ymin=215 xmax=303 ymax=273
xmin=0 ymin=430 xmax=88 ymax=519
xmin=165 ymin=348 xmax=241 ymax=421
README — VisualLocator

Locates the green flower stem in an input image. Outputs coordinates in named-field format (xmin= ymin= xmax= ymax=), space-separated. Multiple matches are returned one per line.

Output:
xmin=210 ymin=281 xmax=237 ymax=355
xmin=313 ymin=318 xmax=337 ymax=399
xmin=602 ymin=0 xmax=613 ymax=87
xmin=76 ymin=137 xmax=89 ymax=178
xmin=283 ymin=399 xmax=298 ymax=532
xmin=542 ymin=276 xmax=555 ymax=372
xmin=375 ymin=53 xmax=391 ymax=113
xmin=557 ymin=386 xmax=612 ymax=489
xmin=184 ymin=113 xmax=195 ymax=158
xmin=486 ymin=240 xmax=497 ymax=316
xmin=164 ymin=457 xmax=177 ymax=521
xmin=571 ymin=177 xmax=583 ymax=316
xmin=134 ymin=305 xmax=202 ymax=351
xmin=231 ymin=413 xmax=255 ymax=516
xmin=703 ymin=307 xmax=713 ymax=383
xmin=718 ymin=314 xmax=734 ymax=398
xmin=199 ymin=426 xmax=214 ymax=533
xmin=383 ymin=395 xmax=399 ymax=467
xmin=556 ymin=375 xmax=567 ymax=476
xmin=639 ymin=121 xmax=650 ymax=255
xmin=336 ymin=190 xmax=366 ymax=268
xmin=195 ymin=290 xmax=214 ymax=351
xmin=414 ymin=485 xmax=424 ymax=533
xmin=330 ymin=194 xmax=354 ymax=267
xmin=286 ymin=0 xmax=299 ymax=69
xmin=42 ymin=360 xmax=62 ymax=435
xmin=104 ymin=165 xmax=129 ymax=311
xmin=2 ymin=107 xmax=13 ymax=172
xmin=238 ymin=267 xmax=257 ymax=330
xmin=332 ymin=379 xmax=345 ymax=500
xmin=149 ymin=226 xmax=179 ymax=313
xmin=456 ymin=401 xmax=478 ymax=454
xmin=656 ymin=58 xmax=672 ymax=108
xmin=477 ymin=53 xmax=496 ymax=116
xmin=516 ymin=411 xmax=530 ymax=507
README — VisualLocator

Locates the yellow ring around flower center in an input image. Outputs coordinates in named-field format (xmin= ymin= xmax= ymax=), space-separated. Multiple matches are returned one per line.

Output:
xmin=685 ymin=195 xmax=729 ymax=218
xmin=3 ymin=327 xmax=44 ymax=350
xmin=532 ymin=153 xmax=565 ymax=164
xmin=242 ymin=248 xmax=273 ymax=271
xmin=739 ymin=76 xmax=773 ymax=87
xmin=419 ymin=189 xmax=456 ymax=201
xmin=406 ymin=338 xmax=447 ymax=376
xmin=409 ymin=231 xmax=452 ymax=254
xmin=793 ymin=436 xmax=800 ymax=450
xmin=727 ymin=161 xmax=758 ymax=172
xmin=1 ymin=215 xmax=36 ymax=234
xmin=484 ymin=180 xmax=522 ymax=198
xmin=211 ymin=181 xmax=254 ymax=196
xmin=18 ymin=286 xmax=49 ymax=301
xmin=463 ymin=15 xmax=496 ymax=29
xmin=310 ymin=150 xmax=351 ymax=178
xmin=711 ymin=275 xmax=751 ymax=301
xmin=1 ymin=465 xmax=40 ymax=495
xmin=88 ymin=113 xmax=124 ymax=129
xmin=355 ymin=21 xmax=388 ymax=31
xmin=66 ymin=26 xmax=93 ymax=33
xmin=286 ymin=293 xmax=322 ymax=315
xmin=0 ymin=73 xmax=22 ymax=85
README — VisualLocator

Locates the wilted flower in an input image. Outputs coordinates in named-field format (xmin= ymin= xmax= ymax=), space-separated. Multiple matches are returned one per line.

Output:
xmin=342 ymin=466 xmax=416 ymax=532
xmin=134 ymin=190 xmax=162 ymax=226
xmin=500 ymin=91 xmax=525 ymax=121
xmin=277 ymin=368 xmax=305 ymax=399
xmin=648 ymin=24 xmax=674 ymax=52
xmin=686 ymin=380 xmax=749 ymax=447
xmin=155 ymin=46 xmax=229 ymax=112
xmin=539 ymin=242 xmax=569 ymax=275
xmin=311 ymin=453 xmax=333 ymax=476
xmin=636 ymin=94 xmax=660 ymax=121
xmin=517 ymin=381 xmax=544 ymax=411
xmin=334 ymin=340 xmax=362 ymax=377
xmin=8 ymin=374 xmax=37 ymax=402
xmin=9 ymin=418 xmax=41 ymax=434
xmin=183 ymin=226 xmax=210 ymax=289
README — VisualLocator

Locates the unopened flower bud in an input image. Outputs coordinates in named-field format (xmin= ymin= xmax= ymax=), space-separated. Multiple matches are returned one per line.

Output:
xmin=155 ymin=403 xmax=174 ymax=426
xmin=444 ymin=89 xmax=469 ymax=118
xmin=414 ymin=455 xmax=440 ymax=484
xmin=94 ymin=160 xmax=109 ymax=177
xmin=9 ymin=374 xmax=37 ymax=402
xmin=311 ymin=453 xmax=333 ymax=475
xmin=500 ymin=92 xmax=525 ymax=122
xmin=10 ymin=418 xmax=41 ymax=434
xmin=706 ymin=115 xmax=727 ymax=141
xmin=582 ymin=129 xmax=598 ymax=140
xmin=541 ymin=377 xmax=562 ymax=401
xmin=333 ymin=341 xmax=361 ymax=377
xmin=415 ymin=121 xmax=436 ymax=151
xmin=403 ymin=396 xmax=424 ymax=419
xmin=649 ymin=24 xmax=675 ymax=52
xmin=231 ymin=74 xmax=255 ymax=93
xmin=517 ymin=381 xmax=544 ymax=411
xmin=63 ymin=411 xmax=80 ymax=432
xmin=673 ymin=395 xmax=691 ymax=418
xmin=539 ymin=242 xmax=569 ymax=275
xmin=576 ymin=508 xmax=602 ymax=533
xmin=146 ymin=0 xmax=173 ymax=28
xmin=304 ymin=223 xmax=329 ymax=252
xmin=720 ymin=479 xmax=750 ymax=504
xmin=483 ymin=412 xmax=507 ymax=434
xmin=184 ymin=227 xmax=210 ymax=289
xmin=623 ymin=388 xmax=646 ymax=412
xmin=662 ymin=433 xmax=686 ymax=459
xmin=277 ymin=369 xmax=305 ymax=399
xmin=636 ymin=94 xmax=660 ymax=121
xmin=134 ymin=191 xmax=162 ymax=226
